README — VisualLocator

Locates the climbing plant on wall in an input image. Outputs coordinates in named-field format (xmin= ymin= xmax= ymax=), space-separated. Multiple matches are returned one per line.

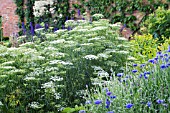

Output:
xmin=73 ymin=0 xmax=169 ymax=31
xmin=14 ymin=0 xmax=25 ymax=35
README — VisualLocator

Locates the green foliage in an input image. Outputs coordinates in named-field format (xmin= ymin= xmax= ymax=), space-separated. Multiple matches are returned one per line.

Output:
xmin=142 ymin=7 xmax=170 ymax=40
xmin=0 ymin=18 xmax=130 ymax=112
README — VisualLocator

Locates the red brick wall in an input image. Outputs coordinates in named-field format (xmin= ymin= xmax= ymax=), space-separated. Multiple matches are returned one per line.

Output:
xmin=0 ymin=0 xmax=19 ymax=37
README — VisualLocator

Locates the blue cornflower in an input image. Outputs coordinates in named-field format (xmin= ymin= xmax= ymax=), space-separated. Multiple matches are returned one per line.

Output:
xmin=126 ymin=103 xmax=134 ymax=109
xmin=139 ymin=73 xmax=143 ymax=78
xmin=156 ymin=99 xmax=164 ymax=104
xmin=160 ymin=54 xmax=164 ymax=58
xmin=117 ymin=73 xmax=124 ymax=77
xmin=160 ymin=64 xmax=166 ymax=69
xmin=132 ymin=69 xmax=138 ymax=73
xmin=147 ymin=102 xmax=151 ymax=107
xmin=53 ymin=28 xmax=58 ymax=32
xmin=79 ymin=110 xmax=86 ymax=113
xmin=164 ymin=53 xmax=168 ymax=57
xmin=106 ymin=99 xmax=110 ymax=109
xmin=164 ymin=58 xmax=169 ymax=62
xmin=133 ymin=64 xmax=137 ymax=67
xmin=167 ymin=45 xmax=170 ymax=52
xmin=154 ymin=57 xmax=158 ymax=61
xmin=106 ymin=91 xmax=112 ymax=96
xmin=107 ymin=111 xmax=114 ymax=113
xmin=157 ymin=51 xmax=162 ymax=55
xmin=94 ymin=100 xmax=102 ymax=105
xmin=148 ymin=59 xmax=154 ymax=63
xmin=144 ymin=74 xmax=148 ymax=79
xmin=105 ymin=88 xmax=109 ymax=92
xmin=144 ymin=71 xmax=150 ymax=75
xmin=110 ymin=95 xmax=116 ymax=99
xmin=140 ymin=64 xmax=145 ymax=68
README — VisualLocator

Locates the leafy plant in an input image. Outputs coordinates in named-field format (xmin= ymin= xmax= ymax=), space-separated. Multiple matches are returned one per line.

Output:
xmin=142 ymin=7 xmax=170 ymax=40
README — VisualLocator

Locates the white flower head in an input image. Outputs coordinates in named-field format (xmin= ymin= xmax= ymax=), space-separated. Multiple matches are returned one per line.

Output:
xmin=24 ymin=76 xmax=36 ymax=81
xmin=41 ymin=81 xmax=54 ymax=89
xmin=83 ymin=55 xmax=98 ymax=60
xmin=50 ymin=76 xmax=63 ymax=81
xmin=28 ymin=102 xmax=44 ymax=109
xmin=0 ymin=101 xmax=3 ymax=106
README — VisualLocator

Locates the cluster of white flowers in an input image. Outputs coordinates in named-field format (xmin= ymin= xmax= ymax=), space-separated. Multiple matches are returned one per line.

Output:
xmin=127 ymin=56 xmax=137 ymax=61
xmin=90 ymin=26 xmax=107 ymax=32
xmin=65 ymin=20 xmax=77 ymax=27
xmin=45 ymin=33 xmax=57 ymax=38
xmin=109 ymin=23 xmax=121 ymax=28
xmin=91 ymin=66 xmax=103 ymax=71
xmin=54 ymin=93 xmax=61 ymax=99
xmin=50 ymin=39 xmax=66 ymax=44
xmin=83 ymin=55 xmax=98 ymax=60
xmin=0 ymin=66 xmax=16 ymax=70
xmin=54 ymin=29 xmax=67 ymax=34
xmin=28 ymin=102 xmax=44 ymax=109
xmin=116 ymin=50 xmax=129 ymax=54
xmin=41 ymin=81 xmax=54 ymax=89
xmin=44 ymin=66 xmax=59 ymax=72
xmin=50 ymin=76 xmax=63 ymax=81
xmin=50 ymin=52 xmax=65 ymax=57
xmin=24 ymin=76 xmax=36 ymax=81
xmin=97 ymin=53 xmax=109 ymax=59
xmin=76 ymin=28 xmax=89 ymax=33
xmin=33 ymin=0 xmax=55 ymax=17
xmin=80 ymin=43 xmax=93 ymax=46
xmin=49 ymin=60 xmax=73 ymax=65
xmin=7 ymin=69 xmax=25 ymax=74
xmin=88 ymin=36 xmax=105 ymax=42
xmin=0 ymin=101 xmax=3 ymax=106
xmin=27 ymin=68 xmax=43 ymax=77
xmin=105 ymin=49 xmax=117 ymax=54
xmin=34 ymin=28 xmax=45 ymax=33
xmin=19 ymin=42 xmax=34 ymax=47
xmin=117 ymin=44 xmax=130 ymax=48
xmin=117 ymin=37 xmax=128 ymax=41
xmin=44 ymin=46 xmax=58 ymax=51
xmin=92 ymin=14 xmax=104 ymax=19
xmin=98 ymin=70 xmax=109 ymax=77
xmin=73 ymin=47 xmax=81 ymax=52
xmin=1 ymin=61 xmax=15 ymax=66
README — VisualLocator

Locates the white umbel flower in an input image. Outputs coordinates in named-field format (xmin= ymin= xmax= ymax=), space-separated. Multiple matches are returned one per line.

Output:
xmin=28 ymin=102 xmax=44 ymax=109
xmin=83 ymin=55 xmax=98 ymax=60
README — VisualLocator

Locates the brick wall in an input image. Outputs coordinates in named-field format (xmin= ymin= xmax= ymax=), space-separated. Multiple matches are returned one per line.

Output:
xmin=0 ymin=0 xmax=19 ymax=37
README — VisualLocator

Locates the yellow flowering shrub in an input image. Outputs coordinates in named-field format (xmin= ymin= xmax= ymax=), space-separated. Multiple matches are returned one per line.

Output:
xmin=130 ymin=34 xmax=170 ymax=63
